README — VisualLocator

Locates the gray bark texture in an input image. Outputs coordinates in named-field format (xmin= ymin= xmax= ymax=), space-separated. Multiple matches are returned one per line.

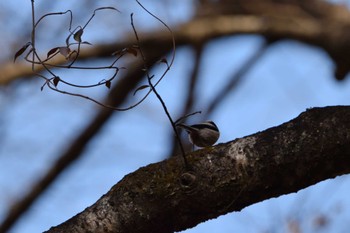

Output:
xmin=45 ymin=106 xmax=350 ymax=233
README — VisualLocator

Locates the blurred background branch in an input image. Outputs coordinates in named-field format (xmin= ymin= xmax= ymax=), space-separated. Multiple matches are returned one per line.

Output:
xmin=1 ymin=0 xmax=350 ymax=232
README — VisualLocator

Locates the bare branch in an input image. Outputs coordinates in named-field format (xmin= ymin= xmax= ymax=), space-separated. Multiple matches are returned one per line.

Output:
xmin=131 ymin=2 xmax=189 ymax=166
xmin=0 ymin=44 xmax=168 ymax=233
xmin=44 ymin=106 xmax=350 ymax=233
xmin=170 ymin=45 xmax=205 ymax=156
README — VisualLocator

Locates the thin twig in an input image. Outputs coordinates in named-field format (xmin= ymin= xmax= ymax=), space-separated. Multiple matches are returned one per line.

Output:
xmin=169 ymin=45 xmax=204 ymax=157
xmin=0 ymin=44 xmax=163 ymax=233
xmin=174 ymin=111 xmax=202 ymax=125
xmin=24 ymin=6 xmax=160 ymax=112
xmin=34 ymin=10 xmax=73 ymax=29
xmin=130 ymin=8 xmax=188 ymax=167
xmin=24 ymin=1 xmax=176 ymax=113
xmin=31 ymin=0 xmax=35 ymax=71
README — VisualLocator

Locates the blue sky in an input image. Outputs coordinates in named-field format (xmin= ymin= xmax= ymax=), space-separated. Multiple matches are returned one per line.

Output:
xmin=1 ymin=1 xmax=350 ymax=232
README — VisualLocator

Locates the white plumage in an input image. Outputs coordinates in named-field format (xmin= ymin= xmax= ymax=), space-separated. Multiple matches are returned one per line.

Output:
xmin=177 ymin=121 xmax=220 ymax=147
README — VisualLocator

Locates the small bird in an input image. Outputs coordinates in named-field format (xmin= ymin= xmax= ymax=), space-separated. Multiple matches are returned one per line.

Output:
xmin=177 ymin=121 xmax=220 ymax=148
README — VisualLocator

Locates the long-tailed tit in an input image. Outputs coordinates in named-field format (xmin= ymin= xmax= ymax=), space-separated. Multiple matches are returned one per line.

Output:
xmin=177 ymin=121 xmax=220 ymax=148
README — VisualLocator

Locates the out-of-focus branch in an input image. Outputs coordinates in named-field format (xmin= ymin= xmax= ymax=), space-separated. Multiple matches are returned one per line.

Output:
xmin=169 ymin=44 xmax=204 ymax=156
xmin=0 ymin=45 xmax=171 ymax=233
xmin=205 ymin=40 xmax=271 ymax=118
xmin=182 ymin=45 xmax=204 ymax=117
xmin=3 ymin=0 xmax=350 ymax=84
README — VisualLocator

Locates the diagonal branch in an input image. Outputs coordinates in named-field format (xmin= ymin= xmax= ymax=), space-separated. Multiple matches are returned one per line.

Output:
xmin=169 ymin=44 xmax=204 ymax=156
xmin=205 ymin=39 xmax=271 ymax=117
xmin=0 ymin=45 xmax=171 ymax=233
xmin=4 ymin=0 xmax=350 ymax=85
xmin=45 ymin=106 xmax=350 ymax=233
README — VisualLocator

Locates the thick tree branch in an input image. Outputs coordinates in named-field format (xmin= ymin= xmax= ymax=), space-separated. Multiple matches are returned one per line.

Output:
xmin=3 ymin=0 xmax=350 ymax=85
xmin=45 ymin=106 xmax=350 ymax=233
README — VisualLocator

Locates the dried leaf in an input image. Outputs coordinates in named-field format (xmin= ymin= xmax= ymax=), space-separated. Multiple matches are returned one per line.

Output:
xmin=160 ymin=58 xmax=168 ymax=65
xmin=53 ymin=76 xmax=60 ymax=87
xmin=67 ymin=50 xmax=78 ymax=60
xmin=111 ymin=49 xmax=123 ymax=56
xmin=105 ymin=80 xmax=111 ymax=89
xmin=126 ymin=47 xmax=138 ymax=57
xmin=59 ymin=47 xmax=71 ymax=58
xmin=73 ymin=28 xmax=84 ymax=42
xmin=14 ymin=42 xmax=31 ymax=62
xmin=133 ymin=85 xmax=149 ymax=96
xmin=47 ymin=47 xmax=59 ymax=58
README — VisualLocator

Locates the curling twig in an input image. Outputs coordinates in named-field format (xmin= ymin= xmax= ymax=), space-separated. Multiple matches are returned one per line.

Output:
xmin=130 ymin=4 xmax=188 ymax=167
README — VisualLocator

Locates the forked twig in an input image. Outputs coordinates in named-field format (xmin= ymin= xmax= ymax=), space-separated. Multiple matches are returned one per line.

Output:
xmin=23 ymin=0 xmax=190 ymax=164
xmin=16 ymin=1 xmax=182 ymax=113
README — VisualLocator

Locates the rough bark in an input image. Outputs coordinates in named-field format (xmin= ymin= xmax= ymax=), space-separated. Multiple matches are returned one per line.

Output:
xmin=45 ymin=106 xmax=350 ymax=233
